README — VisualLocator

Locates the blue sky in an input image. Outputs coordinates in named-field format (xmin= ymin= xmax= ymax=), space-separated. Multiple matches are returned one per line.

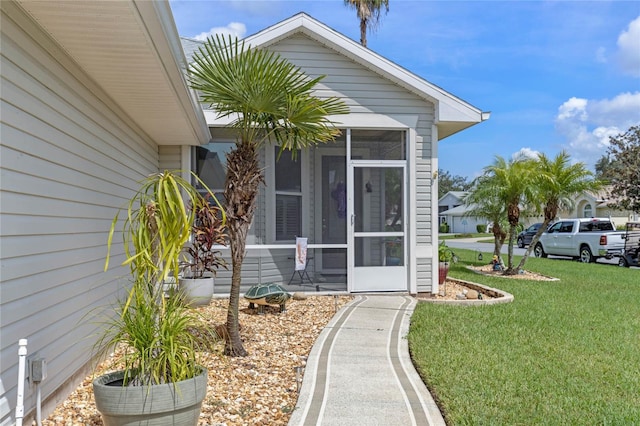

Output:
xmin=170 ymin=0 xmax=640 ymax=179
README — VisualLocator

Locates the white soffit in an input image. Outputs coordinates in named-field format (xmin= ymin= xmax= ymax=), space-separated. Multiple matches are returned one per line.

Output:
xmin=15 ymin=0 xmax=209 ymax=145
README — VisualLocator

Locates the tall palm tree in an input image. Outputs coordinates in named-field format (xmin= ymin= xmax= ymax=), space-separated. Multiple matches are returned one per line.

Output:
xmin=517 ymin=151 xmax=599 ymax=270
xmin=344 ymin=0 xmax=390 ymax=47
xmin=480 ymin=155 xmax=537 ymax=274
xmin=189 ymin=35 xmax=348 ymax=356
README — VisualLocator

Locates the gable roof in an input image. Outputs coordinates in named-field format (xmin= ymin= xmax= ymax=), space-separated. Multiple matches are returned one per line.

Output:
xmin=13 ymin=0 xmax=209 ymax=146
xmin=181 ymin=37 xmax=206 ymax=64
xmin=438 ymin=191 xmax=469 ymax=204
xmin=243 ymin=13 xmax=489 ymax=139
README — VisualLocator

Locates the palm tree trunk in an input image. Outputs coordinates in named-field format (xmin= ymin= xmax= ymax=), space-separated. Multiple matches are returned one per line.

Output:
xmin=223 ymin=142 xmax=264 ymax=357
xmin=515 ymin=204 xmax=557 ymax=271
xmin=492 ymin=223 xmax=506 ymax=265
xmin=504 ymin=223 xmax=519 ymax=274
xmin=226 ymin=220 xmax=248 ymax=356
xmin=504 ymin=203 xmax=520 ymax=274
xmin=360 ymin=18 xmax=368 ymax=46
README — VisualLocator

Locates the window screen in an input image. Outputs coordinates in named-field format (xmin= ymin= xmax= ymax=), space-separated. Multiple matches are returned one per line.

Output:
xmin=275 ymin=149 xmax=301 ymax=241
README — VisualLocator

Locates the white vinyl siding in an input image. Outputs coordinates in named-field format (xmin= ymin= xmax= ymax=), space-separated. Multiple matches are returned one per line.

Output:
xmin=1 ymin=5 xmax=158 ymax=424
xmin=159 ymin=145 xmax=181 ymax=170
xmin=416 ymin=257 xmax=433 ymax=293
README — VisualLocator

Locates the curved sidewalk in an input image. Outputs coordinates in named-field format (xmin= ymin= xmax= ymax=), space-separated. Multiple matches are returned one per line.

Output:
xmin=289 ymin=295 xmax=446 ymax=426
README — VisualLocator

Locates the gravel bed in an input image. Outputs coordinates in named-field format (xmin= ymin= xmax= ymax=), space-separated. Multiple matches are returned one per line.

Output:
xmin=44 ymin=295 xmax=352 ymax=426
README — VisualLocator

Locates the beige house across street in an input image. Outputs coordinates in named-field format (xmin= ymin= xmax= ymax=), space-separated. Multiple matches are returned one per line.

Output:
xmin=0 ymin=2 xmax=488 ymax=424
xmin=438 ymin=188 xmax=637 ymax=233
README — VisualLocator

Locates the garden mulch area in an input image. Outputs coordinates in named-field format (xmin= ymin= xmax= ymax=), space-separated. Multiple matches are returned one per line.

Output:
xmin=43 ymin=295 xmax=352 ymax=426
xmin=468 ymin=264 xmax=557 ymax=281
xmin=431 ymin=278 xmax=496 ymax=300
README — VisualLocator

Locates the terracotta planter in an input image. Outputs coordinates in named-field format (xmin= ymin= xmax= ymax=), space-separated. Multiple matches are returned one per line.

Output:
xmin=93 ymin=368 xmax=207 ymax=426
xmin=179 ymin=276 xmax=214 ymax=307
xmin=438 ymin=262 xmax=450 ymax=285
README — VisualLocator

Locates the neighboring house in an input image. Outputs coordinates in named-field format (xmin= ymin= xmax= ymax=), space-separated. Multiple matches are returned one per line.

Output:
xmin=438 ymin=187 xmax=637 ymax=235
xmin=567 ymin=187 xmax=637 ymax=227
xmin=439 ymin=205 xmax=488 ymax=234
xmin=0 ymin=3 xmax=487 ymax=424
xmin=438 ymin=192 xmax=488 ymax=234
xmin=438 ymin=191 xmax=468 ymax=218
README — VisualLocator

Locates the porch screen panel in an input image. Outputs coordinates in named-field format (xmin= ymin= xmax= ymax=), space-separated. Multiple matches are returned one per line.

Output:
xmin=314 ymin=136 xmax=347 ymax=245
xmin=192 ymin=142 xmax=234 ymax=204
xmin=351 ymin=129 xmax=406 ymax=160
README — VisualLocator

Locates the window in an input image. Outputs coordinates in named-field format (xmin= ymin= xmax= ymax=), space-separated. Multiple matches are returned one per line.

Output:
xmin=583 ymin=203 xmax=592 ymax=218
xmin=559 ymin=222 xmax=574 ymax=233
xmin=548 ymin=222 xmax=562 ymax=233
xmin=192 ymin=142 xmax=234 ymax=203
xmin=275 ymin=149 xmax=301 ymax=241
xmin=579 ymin=220 xmax=614 ymax=232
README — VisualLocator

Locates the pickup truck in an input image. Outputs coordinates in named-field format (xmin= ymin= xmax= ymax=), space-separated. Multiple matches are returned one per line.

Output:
xmin=533 ymin=218 xmax=626 ymax=263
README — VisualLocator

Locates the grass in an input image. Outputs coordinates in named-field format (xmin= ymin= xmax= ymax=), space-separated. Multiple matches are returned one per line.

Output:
xmin=408 ymin=249 xmax=640 ymax=425
xmin=439 ymin=233 xmax=492 ymax=240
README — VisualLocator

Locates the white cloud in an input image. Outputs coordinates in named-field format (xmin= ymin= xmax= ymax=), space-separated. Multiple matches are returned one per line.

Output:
xmin=512 ymin=147 xmax=540 ymax=160
xmin=555 ymin=92 xmax=640 ymax=166
xmin=193 ymin=22 xmax=246 ymax=41
xmin=616 ymin=16 xmax=640 ymax=77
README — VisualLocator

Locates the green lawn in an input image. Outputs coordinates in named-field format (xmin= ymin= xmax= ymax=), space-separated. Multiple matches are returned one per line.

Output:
xmin=439 ymin=233 xmax=492 ymax=240
xmin=408 ymin=250 xmax=640 ymax=425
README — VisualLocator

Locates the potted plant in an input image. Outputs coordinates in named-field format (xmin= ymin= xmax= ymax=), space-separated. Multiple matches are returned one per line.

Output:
xmin=438 ymin=242 xmax=456 ymax=285
xmin=179 ymin=196 xmax=227 ymax=306
xmin=94 ymin=171 xmax=215 ymax=425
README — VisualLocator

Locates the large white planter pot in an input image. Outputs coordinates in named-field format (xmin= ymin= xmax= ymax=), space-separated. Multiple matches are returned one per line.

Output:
xmin=179 ymin=277 xmax=214 ymax=307
xmin=93 ymin=368 xmax=207 ymax=426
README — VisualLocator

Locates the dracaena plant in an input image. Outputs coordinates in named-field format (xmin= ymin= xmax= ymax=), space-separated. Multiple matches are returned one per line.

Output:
xmin=100 ymin=170 xmax=220 ymax=385
xmin=182 ymin=196 xmax=228 ymax=278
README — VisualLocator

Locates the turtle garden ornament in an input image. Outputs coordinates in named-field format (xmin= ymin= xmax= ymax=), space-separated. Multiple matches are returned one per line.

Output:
xmin=244 ymin=283 xmax=292 ymax=314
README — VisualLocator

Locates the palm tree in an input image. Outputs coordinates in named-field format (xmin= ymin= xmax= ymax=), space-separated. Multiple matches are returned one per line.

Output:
xmin=517 ymin=151 xmax=599 ymax=270
xmin=344 ymin=0 xmax=390 ymax=47
xmin=464 ymin=175 xmax=508 ymax=263
xmin=479 ymin=155 xmax=537 ymax=274
xmin=188 ymin=35 xmax=348 ymax=356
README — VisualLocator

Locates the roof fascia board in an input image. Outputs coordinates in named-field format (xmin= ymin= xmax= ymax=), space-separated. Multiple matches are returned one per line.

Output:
xmin=245 ymin=13 xmax=484 ymax=124
xmin=203 ymin=110 xmax=417 ymax=130
xmin=133 ymin=0 xmax=210 ymax=144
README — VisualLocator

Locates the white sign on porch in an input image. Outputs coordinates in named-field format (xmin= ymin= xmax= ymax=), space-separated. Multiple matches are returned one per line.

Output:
xmin=295 ymin=237 xmax=308 ymax=271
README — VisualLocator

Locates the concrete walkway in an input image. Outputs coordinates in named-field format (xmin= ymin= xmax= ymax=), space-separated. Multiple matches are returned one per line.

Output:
xmin=288 ymin=295 xmax=445 ymax=426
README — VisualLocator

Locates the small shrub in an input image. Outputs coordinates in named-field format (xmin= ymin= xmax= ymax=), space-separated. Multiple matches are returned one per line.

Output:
xmin=476 ymin=224 xmax=486 ymax=233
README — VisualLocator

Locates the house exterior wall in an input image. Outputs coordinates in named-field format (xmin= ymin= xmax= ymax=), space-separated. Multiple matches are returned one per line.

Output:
xmin=0 ymin=4 xmax=159 ymax=423
xmin=159 ymin=145 xmax=181 ymax=170
xmin=446 ymin=215 xmax=486 ymax=234
xmin=266 ymin=34 xmax=438 ymax=293
xmin=438 ymin=192 xmax=465 ymax=213
xmin=561 ymin=197 xmax=635 ymax=228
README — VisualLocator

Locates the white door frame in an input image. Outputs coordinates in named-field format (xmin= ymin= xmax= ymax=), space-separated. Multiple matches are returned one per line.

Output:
xmin=348 ymin=161 xmax=407 ymax=292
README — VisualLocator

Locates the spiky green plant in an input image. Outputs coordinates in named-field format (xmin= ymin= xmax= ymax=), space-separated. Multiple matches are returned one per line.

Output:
xmin=100 ymin=170 xmax=222 ymax=384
